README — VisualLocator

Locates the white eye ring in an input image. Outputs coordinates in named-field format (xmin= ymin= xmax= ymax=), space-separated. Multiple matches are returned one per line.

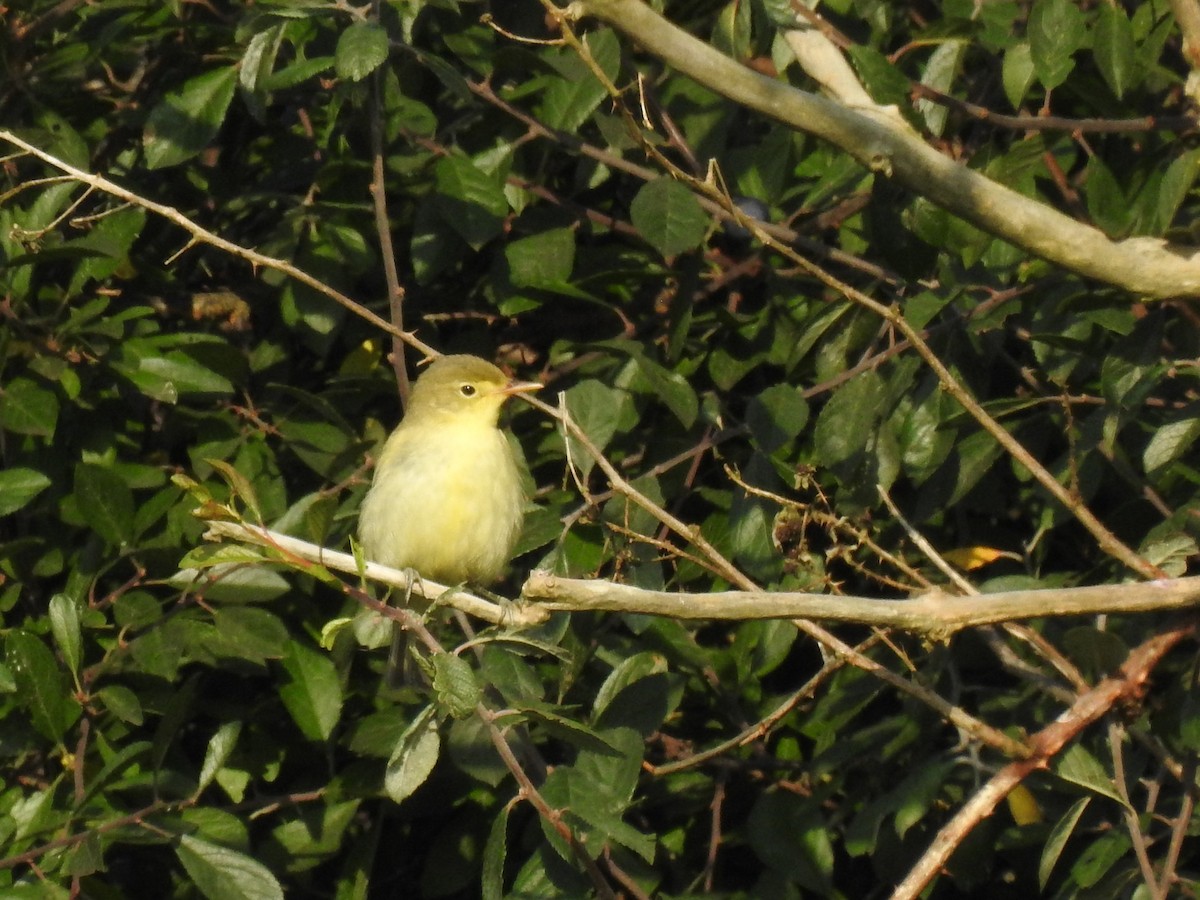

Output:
xmin=459 ymin=384 xmax=476 ymax=397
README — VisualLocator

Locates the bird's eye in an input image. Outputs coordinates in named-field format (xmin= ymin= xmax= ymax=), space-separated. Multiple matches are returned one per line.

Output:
xmin=459 ymin=384 xmax=476 ymax=397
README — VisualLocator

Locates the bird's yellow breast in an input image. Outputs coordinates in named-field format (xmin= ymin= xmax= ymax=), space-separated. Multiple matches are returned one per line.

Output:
xmin=358 ymin=418 xmax=526 ymax=585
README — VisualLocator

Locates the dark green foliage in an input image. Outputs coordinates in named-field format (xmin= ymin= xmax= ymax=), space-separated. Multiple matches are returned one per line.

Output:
xmin=2 ymin=0 xmax=1200 ymax=897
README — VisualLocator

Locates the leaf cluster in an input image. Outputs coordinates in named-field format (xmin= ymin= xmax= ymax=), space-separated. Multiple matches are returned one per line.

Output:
xmin=2 ymin=0 xmax=1200 ymax=897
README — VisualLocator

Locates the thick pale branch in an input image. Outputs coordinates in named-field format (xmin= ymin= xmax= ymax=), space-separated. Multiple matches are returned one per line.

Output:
xmin=567 ymin=0 xmax=1200 ymax=299
xmin=204 ymin=522 xmax=1200 ymax=633
xmin=522 ymin=571 xmax=1200 ymax=635
xmin=202 ymin=520 xmax=549 ymax=627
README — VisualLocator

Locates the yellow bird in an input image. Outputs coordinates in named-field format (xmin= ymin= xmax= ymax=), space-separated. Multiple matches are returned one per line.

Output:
xmin=358 ymin=354 xmax=541 ymax=674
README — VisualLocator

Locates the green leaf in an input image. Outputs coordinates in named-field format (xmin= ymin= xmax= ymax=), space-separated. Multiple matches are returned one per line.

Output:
xmin=48 ymin=594 xmax=82 ymax=680
xmin=538 ymin=28 xmax=621 ymax=132
xmin=1155 ymin=149 xmax=1200 ymax=234
xmin=96 ymin=684 xmax=144 ymax=725
xmin=1039 ymin=797 xmax=1090 ymax=890
xmin=1094 ymin=4 xmax=1136 ymax=99
xmin=506 ymin=228 xmax=575 ymax=288
xmin=432 ymin=652 xmax=483 ymax=719
xmin=335 ymin=21 xmax=388 ymax=81
xmin=385 ymin=705 xmax=441 ymax=803
xmin=433 ymin=155 xmax=508 ymax=250
xmin=481 ymin=800 xmax=511 ymax=900
xmin=917 ymin=40 xmax=967 ymax=136
xmin=1053 ymin=743 xmax=1128 ymax=808
xmin=627 ymin=352 xmax=699 ymax=428
xmin=206 ymin=457 xmax=263 ymax=521
xmin=170 ymin=562 xmax=291 ymax=603
xmin=6 ymin=629 xmax=79 ymax=743
xmin=279 ymin=640 xmax=343 ymax=742
xmin=1002 ymin=42 xmax=1036 ymax=109
xmin=0 ymin=466 xmax=52 ymax=516
xmin=1 ymin=378 xmax=59 ymax=438
xmin=1086 ymin=156 xmax=1130 ymax=236
xmin=144 ymin=66 xmax=239 ymax=169
xmin=630 ymin=178 xmax=709 ymax=258
xmin=1028 ymin=0 xmax=1084 ymax=89
xmin=747 ymin=384 xmax=809 ymax=455
xmin=847 ymin=45 xmax=911 ymax=107
xmin=175 ymin=834 xmax=284 ymax=900
xmin=563 ymin=380 xmax=631 ymax=481
xmin=1142 ymin=414 xmax=1200 ymax=476
xmin=74 ymin=463 xmax=135 ymax=547
xmin=197 ymin=721 xmax=242 ymax=797
xmin=813 ymin=371 xmax=885 ymax=466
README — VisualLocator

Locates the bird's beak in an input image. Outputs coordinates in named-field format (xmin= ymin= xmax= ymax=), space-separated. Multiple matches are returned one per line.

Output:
xmin=499 ymin=379 xmax=543 ymax=398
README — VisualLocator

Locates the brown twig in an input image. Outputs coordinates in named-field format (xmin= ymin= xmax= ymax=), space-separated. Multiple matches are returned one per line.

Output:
xmin=893 ymin=617 xmax=1198 ymax=900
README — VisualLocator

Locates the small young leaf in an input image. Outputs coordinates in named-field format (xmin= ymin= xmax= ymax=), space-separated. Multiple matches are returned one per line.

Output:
xmin=432 ymin=652 xmax=483 ymax=719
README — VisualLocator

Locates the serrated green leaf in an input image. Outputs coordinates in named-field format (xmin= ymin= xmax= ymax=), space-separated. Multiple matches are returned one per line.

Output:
xmin=0 ymin=466 xmax=52 ymax=516
xmin=175 ymin=834 xmax=284 ymax=900
xmin=335 ymin=21 xmax=388 ymax=81
xmin=1028 ymin=0 xmax=1084 ymax=89
xmin=144 ymin=67 xmax=239 ymax=169
xmin=385 ymin=705 xmax=441 ymax=803
xmin=74 ymin=462 xmax=135 ymax=546
xmin=630 ymin=178 xmax=709 ymax=258
xmin=432 ymin=652 xmax=482 ymax=719
xmin=481 ymin=800 xmax=511 ymax=900
xmin=279 ymin=639 xmax=343 ymax=742
xmin=538 ymin=28 xmax=621 ymax=132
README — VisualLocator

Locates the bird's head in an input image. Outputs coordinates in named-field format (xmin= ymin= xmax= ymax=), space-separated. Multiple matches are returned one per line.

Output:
xmin=405 ymin=354 xmax=541 ymax=428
